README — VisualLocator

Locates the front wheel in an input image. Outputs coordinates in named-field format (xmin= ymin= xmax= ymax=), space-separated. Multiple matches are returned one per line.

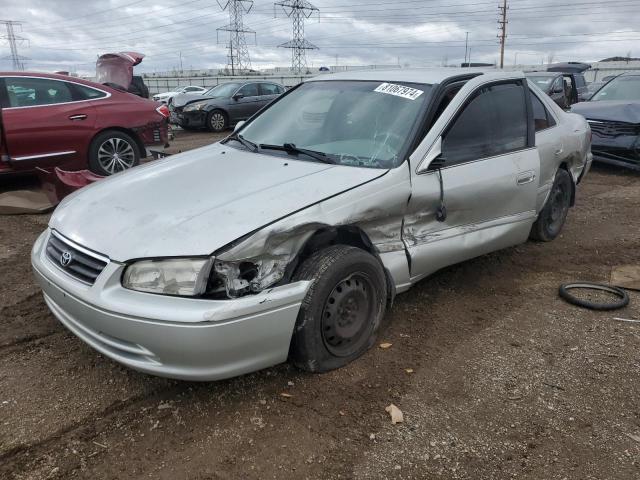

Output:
xmin=290 ymin=245 xmax=387 ymax=373
xmin=530 ymin=168 xmax=573 ymax=241
xmin=207 ymin=110 xmax=228 ymax=132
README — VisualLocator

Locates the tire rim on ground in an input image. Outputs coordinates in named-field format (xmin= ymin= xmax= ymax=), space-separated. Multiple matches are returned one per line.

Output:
xmin=321 ymin=272 xmax=376 ymax=357
xmin=210 ymin=112 xmax=225 ymax=131
xmin=559 ymin=282 xmax=630 ymax=311
xmin=97 ymin=137 xmax=136 ymax=174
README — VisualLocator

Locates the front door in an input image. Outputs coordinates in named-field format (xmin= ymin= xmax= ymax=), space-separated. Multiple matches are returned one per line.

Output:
xmin=227 ymin=83 xmax=265 ymax=121
xmin=1 ymin=76 xmax=97 ymax=171
xmin=404 ymin=79 xmax=541 ymax=281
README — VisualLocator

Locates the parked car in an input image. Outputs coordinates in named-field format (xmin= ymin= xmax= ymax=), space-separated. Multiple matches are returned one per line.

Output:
xmin=525 ymin=72 xmax=571 ymax=108
xmin=31 ymin=69 xmax=591 ymax=381
xmin=571 ymin=71 xmax=640 ymax=171
xmin=0 ymin=72 xmax=170 ymax=177
xmin=153 ymin=86 xmax=207 ymax=104
xmin=547 ymin=62 xmax=590 ymax=102
xmin=170 ymin=81 xmax=285 ymax=132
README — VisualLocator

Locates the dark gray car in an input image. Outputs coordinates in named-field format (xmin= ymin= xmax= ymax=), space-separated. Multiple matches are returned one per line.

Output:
xmin=525 ymin=72 xmax=570 ymax=108
xmin=170 ymin=81 xmax=285 ymax=132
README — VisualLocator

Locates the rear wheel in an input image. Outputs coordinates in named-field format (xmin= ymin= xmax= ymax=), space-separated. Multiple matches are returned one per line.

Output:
xmin=530 ymin=168 xmax=573 ymax=241
xmin=207 ymin=110 xmax=228 ymax=132
xmin=290 ymin=245 xmax=387 ymax=373
xmin=88 ymin=130 xmax=140 ymax=176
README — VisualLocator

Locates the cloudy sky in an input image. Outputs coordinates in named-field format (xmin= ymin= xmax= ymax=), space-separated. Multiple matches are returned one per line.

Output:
xmin=1 ymin=0 xmax=640 ymax=75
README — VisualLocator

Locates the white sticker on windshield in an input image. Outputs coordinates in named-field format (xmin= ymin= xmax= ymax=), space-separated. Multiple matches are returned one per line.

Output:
xmin=374 ymin=83 xmax=424 ymax=100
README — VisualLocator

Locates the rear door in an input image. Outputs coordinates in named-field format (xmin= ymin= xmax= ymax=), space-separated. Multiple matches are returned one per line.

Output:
xmin=1 ymin=76 xmax=98 ymax=171
xmin=259 ymin=83 xmax=284 ymax=107
xmin=405 ymin=79 xmax=540 ymax=280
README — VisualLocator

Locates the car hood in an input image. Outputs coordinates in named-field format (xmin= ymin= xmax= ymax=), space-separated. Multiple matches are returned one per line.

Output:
xmin=49 ymin=144 xmax=386 ymax=261
xmin=172 ymin=93 xmax=221 ymax=108
xmin=571 ymin=101 xmax=640 ymax=123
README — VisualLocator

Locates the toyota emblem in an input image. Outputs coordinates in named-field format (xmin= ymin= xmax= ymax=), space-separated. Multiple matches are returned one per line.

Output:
xmin=60 ymin=250 xmax=73 ymax=267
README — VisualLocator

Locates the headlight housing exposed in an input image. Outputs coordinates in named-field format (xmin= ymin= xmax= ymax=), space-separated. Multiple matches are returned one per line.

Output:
xmin=183 ymin=102 xmax=207 ymax=112
xmin=122 ymin=258 xmax=212 ymax=297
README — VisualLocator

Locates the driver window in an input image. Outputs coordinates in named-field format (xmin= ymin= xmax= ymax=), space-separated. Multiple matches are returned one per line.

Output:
xmin=442 ymin=82 xmax=527 ymax=166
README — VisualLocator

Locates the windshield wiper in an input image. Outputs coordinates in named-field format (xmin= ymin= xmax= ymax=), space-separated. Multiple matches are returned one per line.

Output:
xmin=259 ymin=143 xmax=336 ymax=164
xmin=225 ymin=133 xmax=258 ymax=152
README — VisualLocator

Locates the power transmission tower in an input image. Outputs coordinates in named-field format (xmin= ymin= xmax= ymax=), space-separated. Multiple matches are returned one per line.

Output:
xmin=497 ymin=0 xmax=508 ymax=69
xmin=274 ymin=0 xmax=319 ymax=74
xmin=0 ymin=20 xmax=28 ymax=71
xmin=216 ymin=1 xmax=255 ymax=75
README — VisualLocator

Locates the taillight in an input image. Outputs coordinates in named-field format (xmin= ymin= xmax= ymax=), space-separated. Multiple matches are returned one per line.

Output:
xmin=156 ymin=105 xmax=170 ymax=118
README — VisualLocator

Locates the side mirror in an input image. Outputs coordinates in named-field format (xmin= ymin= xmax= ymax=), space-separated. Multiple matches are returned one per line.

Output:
xmin=553 ymin=85 xmax=564 ymax=94
xmin=234 ymin=120 xmax=245 ymax=132
xmin=417 ymin=136 xmax=446 ymax=174
xmin=233 ymin=93 xmax=244 ymax=100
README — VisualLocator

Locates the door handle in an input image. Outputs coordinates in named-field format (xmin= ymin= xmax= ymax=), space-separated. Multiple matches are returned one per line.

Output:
xmin=516 ymin=171 xmax=536 ymax=186
xmin=68 ymin=114 xmax=87 ymax=121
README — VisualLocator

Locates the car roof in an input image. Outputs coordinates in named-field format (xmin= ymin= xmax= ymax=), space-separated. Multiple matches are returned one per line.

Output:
xmin=0 ymin=71 xmax=107 ymax=89
xmin=619 ymin=71 xmax=640 ymax=77
xmin=525 ymin=71 xmax=559 ymax=76
xmin=304 ymin=68 xmax=524 ymax=85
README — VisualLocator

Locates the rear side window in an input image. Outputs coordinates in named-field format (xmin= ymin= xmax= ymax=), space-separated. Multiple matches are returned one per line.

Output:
xmin=260 ymin=83 xmax=283 ymax=95
xmin=238 ymin=83 xmax=259 ymax=97
xmin=72 ymin=83 xmax=108 ymax=100
xmin=5 ymin=77 xmax=73 ymax=107
xmin=530 ymin=92 xmax=556 ymax=131
xmin=442 ymin=82 xmax=528 ymax=165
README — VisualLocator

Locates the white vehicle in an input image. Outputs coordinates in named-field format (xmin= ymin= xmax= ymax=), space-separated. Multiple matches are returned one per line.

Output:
xmin=152 ymin=86 xmax=207 ymax=104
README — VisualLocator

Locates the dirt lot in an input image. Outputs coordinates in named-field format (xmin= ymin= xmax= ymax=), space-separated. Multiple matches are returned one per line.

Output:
xmin=1 ymin=130 xmax=639 ymax=479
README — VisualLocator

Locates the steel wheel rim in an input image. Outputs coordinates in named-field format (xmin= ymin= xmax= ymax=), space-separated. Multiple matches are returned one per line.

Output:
xmin=321 ymin=272 xmax=375 ymax=357
xmin=97 ymin=137 xmax=136 ymax=174
xmin=210 ymin=112 xmax=225 ymax=131
xmin=548 ymin=180 xmax=570 ymax=229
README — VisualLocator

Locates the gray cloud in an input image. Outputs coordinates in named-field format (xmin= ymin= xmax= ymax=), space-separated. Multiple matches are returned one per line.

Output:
xmin=1 ymin=0 xmax=639 ymax=75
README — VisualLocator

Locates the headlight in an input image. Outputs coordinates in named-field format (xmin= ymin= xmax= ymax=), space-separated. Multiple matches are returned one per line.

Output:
xmin=122 ymin=258 xmax=212 ymax=296
xmin=210 ymin=258 xmax=287 ymax=298
xmin=183 ymin=102 xmax=207 ymax=112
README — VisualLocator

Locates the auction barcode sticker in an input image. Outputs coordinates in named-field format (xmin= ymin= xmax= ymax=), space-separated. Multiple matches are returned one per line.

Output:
xmin=374 ymin=83 xmax=424 ymax=100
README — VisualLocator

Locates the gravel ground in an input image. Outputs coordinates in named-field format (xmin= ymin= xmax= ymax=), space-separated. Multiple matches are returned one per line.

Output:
xmin=0 ymin=129 xmax=639 ymax=479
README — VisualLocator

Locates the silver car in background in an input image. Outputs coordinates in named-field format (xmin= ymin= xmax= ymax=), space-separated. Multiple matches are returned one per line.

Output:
xmin=32 ymin=69 xmax=591 ymax=380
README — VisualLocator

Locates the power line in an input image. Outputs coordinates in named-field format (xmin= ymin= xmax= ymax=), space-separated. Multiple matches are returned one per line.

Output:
xmin=275 ymin=0 xmax=319 ymax=74
xmin=0 ymin=20 xmax=28 ymax=70
xmin=216 ymin=0 xmax=255 ymax=74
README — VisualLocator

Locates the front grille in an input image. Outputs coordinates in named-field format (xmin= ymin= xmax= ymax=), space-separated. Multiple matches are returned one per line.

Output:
xmin=46 ymin=231 xmax=109 ymax=285
xmin=588 ymin=120 xmax=640 ymax=138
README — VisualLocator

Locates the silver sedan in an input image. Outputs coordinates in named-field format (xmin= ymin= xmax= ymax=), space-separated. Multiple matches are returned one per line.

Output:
xmin=32 ymin=69 xmax=592 ymax=380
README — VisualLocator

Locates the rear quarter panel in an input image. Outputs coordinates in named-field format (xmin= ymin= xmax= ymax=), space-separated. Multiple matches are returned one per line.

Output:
xmin=92 ymin=93 xmax=167 ymax=148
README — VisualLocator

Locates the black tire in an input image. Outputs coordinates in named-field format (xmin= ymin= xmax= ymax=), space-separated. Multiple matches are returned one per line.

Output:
xmin=530 ymin=168 xmax=573 ymax=241
xmin=88 ymin=130 xmax=141 ymax=176
xmin=559 ymin=282 xmax=629 ymax=311
xmin=207 ymin=109 xmax=228 ymax=132
xmin=290 ymin=245 xmax=387 ymax=373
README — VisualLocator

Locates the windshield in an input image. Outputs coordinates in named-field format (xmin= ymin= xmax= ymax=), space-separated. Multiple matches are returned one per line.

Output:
xmin=204 ymin=82 xmax=242 ymax=97
xmin=238 ymin=80 xmax=431 ymax=169
xmin=526 ymin=74 xmax=556 ymax=88
xmin=591 ymin=75 xmax=640 ymax=101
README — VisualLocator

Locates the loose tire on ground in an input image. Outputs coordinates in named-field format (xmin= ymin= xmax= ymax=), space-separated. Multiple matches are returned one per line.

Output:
xmin=530 ymin=168 xmax=573 ymax=242
xmin=88 ymin=130 xmax=141 ymax=176
xmin=559 ymin=282 xmax=629 ymax=311
xmin=290 ymin=245 xmax=387 ymax=373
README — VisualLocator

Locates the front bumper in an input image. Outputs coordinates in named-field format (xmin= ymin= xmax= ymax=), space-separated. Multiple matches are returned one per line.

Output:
xmin=171 ymin=109 xmax=207 ymax=128
xmin=591 ymin=134 xmax=640 ymax=171
xmin=31 ymin=230 xmax=310 ymax=381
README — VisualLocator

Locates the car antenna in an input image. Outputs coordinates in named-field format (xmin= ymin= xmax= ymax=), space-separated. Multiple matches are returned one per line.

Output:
xmin=436 ymin=168 xmax=447 ymax=222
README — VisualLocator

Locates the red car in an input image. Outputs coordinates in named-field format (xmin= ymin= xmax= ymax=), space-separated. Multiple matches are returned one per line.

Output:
xmin=0 ymin=72 xmax=169 ymax=177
